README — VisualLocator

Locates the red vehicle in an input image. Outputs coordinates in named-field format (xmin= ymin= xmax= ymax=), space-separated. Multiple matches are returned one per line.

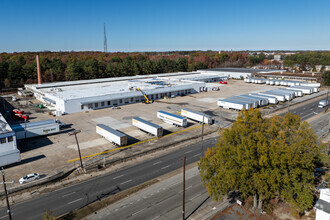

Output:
xmin=15 ymin=114 xmax=29 ymax=120
xmin=13 ymin=109 xmax=25 ymax=115
xmin=219 ymin=81 xmax=228 ymax=84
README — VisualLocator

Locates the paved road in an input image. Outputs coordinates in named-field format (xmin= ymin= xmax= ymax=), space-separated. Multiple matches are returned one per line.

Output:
xmin=280 ymin=97 xmax=327 ymax=120
xmin=0 ymin=97 xmax=326 ymax=220
xmin=89 ymin=167 xmax=213 ymax=220
xmin=0 ymin=137 xmax=218 ymax=220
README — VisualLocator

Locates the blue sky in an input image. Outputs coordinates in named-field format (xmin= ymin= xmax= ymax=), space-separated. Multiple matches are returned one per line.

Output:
xmin=0 ymin=0 xmax=329 ymax=52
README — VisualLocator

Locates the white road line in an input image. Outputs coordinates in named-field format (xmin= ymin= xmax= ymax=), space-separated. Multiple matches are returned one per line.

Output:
xmin=62 ymin=192 xmax=76 ymax=197
xmin=67 ymin=198 xmax=83 ymax=205
xmin=113 ymin=174 xmax=124 ymax=180
xmin=313 ymin=111 xmax=318 ymax=114
xmin=186 ymin=185 xmax=193 ymax=190
xmin=153 ymin=161 xmax=162 ymax=165
xmin=303 ymin=112 xmax=314 ymax=118
xmin=132 ymin=208 xmax=145 ymax=216
xmin=161 ymin=165 xmax=170 ymax=169
xmin=151 ymin=215 xmax=160 ymax=220
xmin=121 ymin=179 xmax=132 ymax=185
xmin=193 ymin=153 xmax=200 ymax=157
xmin=190 ymin=193 xmax=202 ymax=200
xmin=185 ymin=150 xmax=192 ymax=154
xmin=0 ymin=215 xmax=9 ymax=220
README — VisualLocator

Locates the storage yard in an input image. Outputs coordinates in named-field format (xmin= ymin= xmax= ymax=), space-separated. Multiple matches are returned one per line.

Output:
xmin=0 ymin=69 xmax=327 ymax=185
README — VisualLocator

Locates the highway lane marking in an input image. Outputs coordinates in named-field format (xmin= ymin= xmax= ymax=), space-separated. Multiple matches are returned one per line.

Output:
xmin=313 ymin=111 xmax=318 ymax=114
xmin=185 ymin=150 xmax=192 ymax=154
xmin=153 ymin=161 xmax=162 ymax=165
xmin=193 ymin=153 xmax=200 ymax=157
xmin=151 ymin=215 xmax=160 ymax=220
xmin=0 ymin=215 xmax=10 ymax=220
xmin=303 ymin=112 xmax=314 ymax=118
xmin=62 ymin=192 xmax=76 ymax=197
xmin=121 ymin=179 xmax=132 ymax=185
xmin=67 ymin=198 xmax=83 ymax=205
xmin=113 ymin=174 xmax=124 ymax=180
xmin=161 ymin=165 xmax=170 ymax=169
xmin=68 ymin=124 xmax=203 ymax=163
xmin=180 ymin=185 xmax=193 ymax=192
xmin=132 ymin=208 xmax=145 ymax=216
xmin=190 ymin=193 xmax=202 ymax=200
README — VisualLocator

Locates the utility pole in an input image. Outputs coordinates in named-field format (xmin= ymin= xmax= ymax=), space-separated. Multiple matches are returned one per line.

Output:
xmin=104 ymin=23 xmax=108 ymax=53
xmin=201 ymin=115 xmax=205 ymax=156
xmin=68 ymin=130 xmax=84 ymax=171
xmin=24 ymin=117 xmax=27 ymax=139
xmin=182 ymin=156 xmax=186 ymax=220
xmin=1 ymin=167 xmax=12 ymax=220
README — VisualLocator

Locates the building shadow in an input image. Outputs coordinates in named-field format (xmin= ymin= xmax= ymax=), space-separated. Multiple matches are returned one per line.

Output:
xmin=18 ymin=136 xmax=54 ymax=152
xmin=4 ymin=154 xmax=46 ymax=168
xmin=163 ymin=129 xmax=172 ymax=136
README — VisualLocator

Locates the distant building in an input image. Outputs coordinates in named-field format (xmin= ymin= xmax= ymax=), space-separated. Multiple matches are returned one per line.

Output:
xmin=0 ymin=113 xmax=20 ymax=167
xmin=315 ymin=65 xmax=323 ymax=72
xmin=274 ymin=55 xmax=281 ymax=61
xmin=314 ymin=188 xmax=330 ymax=220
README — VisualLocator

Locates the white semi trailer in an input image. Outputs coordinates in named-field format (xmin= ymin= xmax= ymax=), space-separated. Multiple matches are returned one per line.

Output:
xmin=217 ymin=99 xmax=252 ymax=111
xmin=181 ymin=109 xmax=213 ymax=124
xmin=96 ymin=124 xmax=127 ymax=146
xmin=249 ymin=93 xmax=278 ymax=104
xmin=132 ymin=117 xmax=163 ymax=137
xmin=11 ymin=119 xmax=60 ymax=140
xmin=266 ymin=90 xmax=293 ymax=101
xmin=258 ymin=91 xmax=286 ymax=102
xmin=157 ymin=111 xmax=187 ymax=127
xmin=240 ymin=94 xmax=269 ymax=106
xmin=229 ymin=96 xmax=258 ymax=108
xmin=277 ymin=88 xmax=302 ymax=97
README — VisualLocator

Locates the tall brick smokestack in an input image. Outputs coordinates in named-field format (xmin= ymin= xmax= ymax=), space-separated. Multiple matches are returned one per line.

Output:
xmin=36 ymin=55 xmax=42 ymax=84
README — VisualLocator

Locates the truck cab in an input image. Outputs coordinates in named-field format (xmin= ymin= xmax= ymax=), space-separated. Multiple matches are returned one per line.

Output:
xmin=318 ymin=100 xmax=329 ymax=108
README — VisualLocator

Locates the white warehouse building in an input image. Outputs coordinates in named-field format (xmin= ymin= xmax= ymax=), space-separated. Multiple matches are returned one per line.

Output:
xmin=198 ymin=68 xmax=283 ymax=79
xmin=25 ymin=71 xmax=227 ymax=114
xmin=0 ymin=113 xmax=20 ymax=167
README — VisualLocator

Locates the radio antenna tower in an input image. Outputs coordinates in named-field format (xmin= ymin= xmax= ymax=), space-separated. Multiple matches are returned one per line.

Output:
xmin=104 ymin=23 xmax=108 ymax=53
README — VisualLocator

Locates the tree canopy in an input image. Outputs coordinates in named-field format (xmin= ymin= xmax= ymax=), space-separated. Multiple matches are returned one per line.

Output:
xmin=199 ymin=109 xmax=322 ymax=213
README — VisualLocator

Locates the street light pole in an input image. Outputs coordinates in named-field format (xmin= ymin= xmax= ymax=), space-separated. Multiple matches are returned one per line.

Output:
xmin=1 ymin=167 xmax=12 ymax=220
xmin=68 ymin=130 xmax=84 ymax=171
xmin=201 ymin=115 xmax=205 ymax=156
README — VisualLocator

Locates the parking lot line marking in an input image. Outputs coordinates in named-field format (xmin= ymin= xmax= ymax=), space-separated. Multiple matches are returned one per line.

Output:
xmin=113 ymin=175 xmax=124 ymax=180
xmin=121 ymin=179 xmax=132 ymax=185
xmin=153 ymin=161 xmax=162 ymax=165
xmin=132 ymin=208 xmax=145 ymax=216
xmin=161 ymin=165 xmax=170 ymax=170
xmin=68 ymin=124 xmax=203 ymax=163
xmin=62 ymin=192 xmax=76 ymax=197
xmin=67 ymin=198 xmax=83 ymax=205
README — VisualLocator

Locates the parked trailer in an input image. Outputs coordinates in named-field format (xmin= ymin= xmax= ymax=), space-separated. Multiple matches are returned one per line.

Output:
xmin=228 ymin=96 xmax=258 ymax=108
xmin=244 ymin=78 xmax=252 ymax=83
xmin=240 ymin=95 xmax=269 ymax=106
xmin=274 ymin=89 xmax=296 ymax=99
xmin=288 ymin=86 xmax=313 ymax=94
xmin=249 ymin=93 xmax=278 ymax=104
xmin=270 ymin=89 xmax=294 ymax=101
xmin=300 ymin=82 xmax=321 ymax=88
xmin=258 ymin=92 xmax=286 ymax=102
xmin=132 ymin=117 xmax=163 ymax=137
xmin=277 ymin=88 xmax=303 ymax=97
xmin=96 ymin=124 xmax=127 ymax=146
xmin=157 ymin=111 xmax=187 ymax=127
xmin=11 ymin=119 xmax=60 ymax=140
xmin=217 ymin=99 xmax=252 ymax=111
xmin=181 ymin=109 xmax=213 ymax=124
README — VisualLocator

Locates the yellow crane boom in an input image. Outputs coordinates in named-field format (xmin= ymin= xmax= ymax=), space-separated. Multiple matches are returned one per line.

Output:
xmin=137 ymin=88 xmax=151 ymax=104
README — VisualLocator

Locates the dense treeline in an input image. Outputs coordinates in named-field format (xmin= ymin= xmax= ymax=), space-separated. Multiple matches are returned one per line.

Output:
xmin=284 ymin=51 xmax=330 ymax=70
xmin=0 ymin=51 xmax=253 ymax=88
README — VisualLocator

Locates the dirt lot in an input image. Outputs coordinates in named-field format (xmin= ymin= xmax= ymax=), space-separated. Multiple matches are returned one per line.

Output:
xmin=1 ymin=80 xmax=297 ymax=186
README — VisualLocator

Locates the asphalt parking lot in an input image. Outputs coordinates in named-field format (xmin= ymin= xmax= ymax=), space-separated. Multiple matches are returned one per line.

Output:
xmin=1 ymin=80 xmax=315 ymax=186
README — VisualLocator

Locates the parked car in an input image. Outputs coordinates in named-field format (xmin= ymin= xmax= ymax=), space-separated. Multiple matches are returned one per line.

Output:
xmin=219 ymin=81 xmax=228 ymax=84
xmin=318 ymin=100 xmax=329 ymax=108
xmin=19 ymin=173 xmax=40 ymax=184
xmin=111 ymin=106 xmax=121 ymax=109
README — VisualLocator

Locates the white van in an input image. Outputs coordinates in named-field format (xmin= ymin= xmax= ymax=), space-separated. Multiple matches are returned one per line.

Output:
xmin=318 ymin=100 xmax=329 ymax=108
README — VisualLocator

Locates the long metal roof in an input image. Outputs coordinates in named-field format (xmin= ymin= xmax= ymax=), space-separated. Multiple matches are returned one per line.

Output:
xmin=0 ymin=113 xmax=13 ymax=134
xmin=96 ymin=124 xmax=126 ymax=137
xmin=158 ymin=111 xmax=186 ymax=120
xmin=133 ymin=117 xmax=162 ymax=129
